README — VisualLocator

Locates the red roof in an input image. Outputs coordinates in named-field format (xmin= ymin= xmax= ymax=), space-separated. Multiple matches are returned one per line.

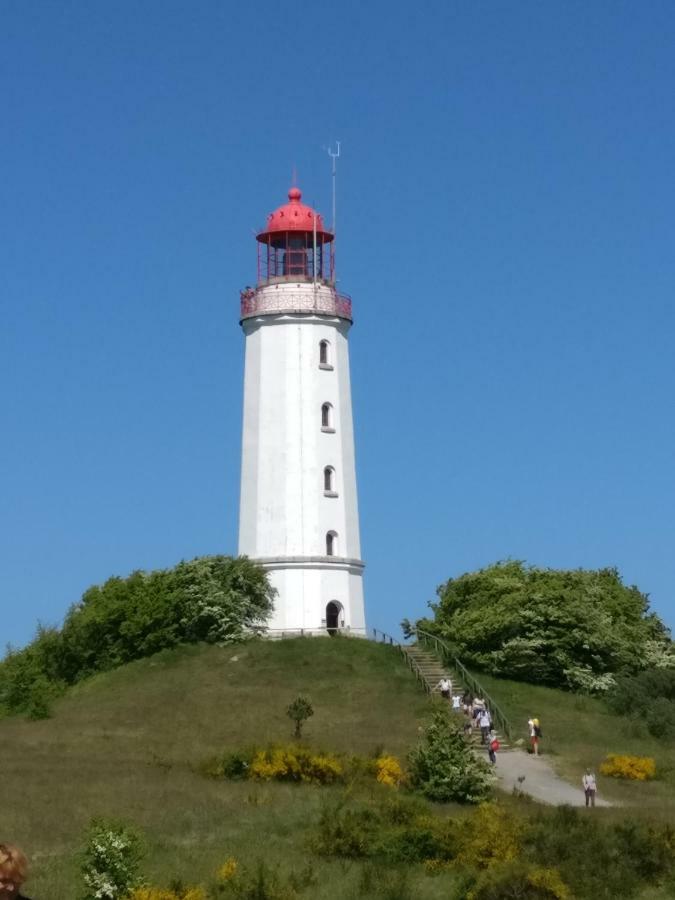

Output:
xmin=257 ymin=187 xmax=333 ymax=243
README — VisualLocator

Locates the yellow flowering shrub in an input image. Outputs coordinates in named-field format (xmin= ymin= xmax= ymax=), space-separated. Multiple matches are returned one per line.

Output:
xmin=248 ymin=745 xmax=343 ymax=784
xmin=455 ymin=803 xmax=522 ymax=869
xmin=212 ymin=745 xmax=409 ymax=788
xmin=599 ymin=754 xmax=656 ymax=780
xmin=216 ymin=857 xmax=238 ymax=882
xmin=375 ymin=755 xmax=405 ymax=788
xmin=128 ymin=888 xmax=206 ymax=900
xmin=527 ymin=867 xmax=571 ymax=899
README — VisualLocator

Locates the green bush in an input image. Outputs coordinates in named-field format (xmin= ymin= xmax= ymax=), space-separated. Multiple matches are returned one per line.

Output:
xmin=0 ymin=556 xmax=275 ymax=716
xmin=520 ymin=806 xmax=675 ymax=899
xmin=408 ymin=710 xmax=494 ymax=803
xmin=416 ymin=561 xmax=673 ymax=692
xmin=220 ymin=749 xmax=255 ymax=780
xmin=80 ymin=818 xmax=143 ymax=900
xmin=606 ymin=668 xmax=675 ymax=740
xmin=645 ymin=697 xmax=675 ymax=740
xmin=313 ymin=792 xmax=456 ymax=866
xmin=312 ymin=801 xmax=379 ymax=858
xmin=381 ymin=822 xmax=451 ymax=864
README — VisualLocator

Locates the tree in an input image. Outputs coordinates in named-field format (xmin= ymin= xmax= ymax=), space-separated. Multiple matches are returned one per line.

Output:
xmin=408 ymin=710 xmax=494 ymax=803
xmin=416 ymin=561 xmax=673 ymax=693
xmin=287 ymin=696 xmax=314 ymax=738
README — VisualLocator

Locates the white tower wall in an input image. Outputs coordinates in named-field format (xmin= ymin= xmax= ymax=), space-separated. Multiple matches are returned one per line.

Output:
xmin=238 ymin=281 xmax=365 ymax=634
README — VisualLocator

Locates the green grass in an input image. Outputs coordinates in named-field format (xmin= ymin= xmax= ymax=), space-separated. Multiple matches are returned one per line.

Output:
xmin=474 ymin=669 xmax=675 ymax=815
xmin=2 ymin=636 xmax=451 ymax=899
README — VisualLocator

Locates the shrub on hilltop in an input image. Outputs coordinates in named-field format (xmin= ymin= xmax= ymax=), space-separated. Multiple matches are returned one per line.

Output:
xmin=606 ymin=667 xmax=675 ymax=740
xmin=414 ymin=561 xmax=673 ymax=692
xmin=0 ymin=555 xmax=274 ymax=716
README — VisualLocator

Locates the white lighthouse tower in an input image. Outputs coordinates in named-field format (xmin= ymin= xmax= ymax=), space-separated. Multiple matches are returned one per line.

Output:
xmin=237 ymin=184 xmax=366 ymax=635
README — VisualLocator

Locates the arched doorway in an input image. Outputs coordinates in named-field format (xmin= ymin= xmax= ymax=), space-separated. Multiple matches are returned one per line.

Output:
xmin=326 ymin=601 xmax=341 ymax=635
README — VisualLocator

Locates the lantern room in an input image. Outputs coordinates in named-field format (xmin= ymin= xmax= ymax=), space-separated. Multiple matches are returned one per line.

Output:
xmin=256 ymin=186 xmax=334 ymax=285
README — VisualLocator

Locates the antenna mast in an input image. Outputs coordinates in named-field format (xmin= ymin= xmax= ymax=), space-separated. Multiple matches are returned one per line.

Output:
xmin=327 ymin=141 xmax=340 ymax=281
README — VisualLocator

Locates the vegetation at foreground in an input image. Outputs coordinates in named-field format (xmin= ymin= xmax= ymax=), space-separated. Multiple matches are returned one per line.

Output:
xmin=311 ymin=795 xmax=675 ymax=900
xmin=0 ymin=555 xmax=274 ymax=717
xmin=414 ymin=560 xmax=674 ymax=693
xmin=76 ymin=795 xmax=675 ymax=899
xmin=1 ymin=637 xmax=433 ymax=899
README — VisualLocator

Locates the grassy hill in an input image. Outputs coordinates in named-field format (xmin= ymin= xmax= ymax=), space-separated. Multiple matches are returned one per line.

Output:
xmin=3 ymin=636 xmax=674 ymax=899
xmin=2 ymin=637 xmax=435 ymax=899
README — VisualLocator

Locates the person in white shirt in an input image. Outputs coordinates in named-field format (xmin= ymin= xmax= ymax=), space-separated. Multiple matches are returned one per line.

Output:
xmin=436 ymin=677 xmax=452 ymax=700
xmin=452 ymin=694 xmax=462 ymax=710
xmin=478 ymin=709 xmax=491 ymax=744
xmin=582 ymin=769 xmax=597 ymax=807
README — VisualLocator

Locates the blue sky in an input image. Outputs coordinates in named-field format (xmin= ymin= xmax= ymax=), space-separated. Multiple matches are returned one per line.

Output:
xmin=2 ymin=0 xmax=674 ymax=649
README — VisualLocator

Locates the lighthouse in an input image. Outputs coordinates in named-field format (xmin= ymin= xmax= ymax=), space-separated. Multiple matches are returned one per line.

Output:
xmin=237 ymin=185 xmax=366 ymax=635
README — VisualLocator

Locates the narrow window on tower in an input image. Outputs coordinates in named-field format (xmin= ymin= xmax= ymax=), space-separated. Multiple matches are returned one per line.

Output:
xmin=319 ymin=340 xmax=333 ymax=369
xmin=324 ymin=466 xmax=337 ymax=497
xmin=326 ymin=531 xmax=338 ymax=556
xmin=321 ymin=402 xmax=335 ymax=432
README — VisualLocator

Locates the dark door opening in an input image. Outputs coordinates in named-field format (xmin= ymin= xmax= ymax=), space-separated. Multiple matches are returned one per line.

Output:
xmin=326 ymin=601 xmax=340 ymax=635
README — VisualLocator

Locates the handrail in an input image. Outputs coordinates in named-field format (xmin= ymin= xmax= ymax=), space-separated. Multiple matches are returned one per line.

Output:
xmin=371 ymin=628 xmax=400 ymax=646
xmin=410 ymin=627 xmax=513 ymax=740
xmin=263 ymin=627 xmax=366 ymax=639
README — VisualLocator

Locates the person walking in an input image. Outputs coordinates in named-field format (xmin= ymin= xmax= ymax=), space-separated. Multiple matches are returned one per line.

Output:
xmin=436 ymin=677 xmax=452 ymax=700
xmin=533 ymin=718 xmax=542 ymax=755
xmin=452 ymin=693 xmax=462 ymax=711
xmin=478 ymin=708 xmax=491 ymax=744
xmin=582 ymin=769 xmax=597 ymax=807
xmin=488 ymin=729 xmax=500 ymax=765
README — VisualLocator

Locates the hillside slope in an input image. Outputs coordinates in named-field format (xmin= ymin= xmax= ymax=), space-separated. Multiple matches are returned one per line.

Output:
xmin=1 ymin=637 xmax=432 ymax=898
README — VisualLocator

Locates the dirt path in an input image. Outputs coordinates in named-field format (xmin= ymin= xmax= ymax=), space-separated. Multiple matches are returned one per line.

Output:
xmin=487 ymin=750 xmax=613 ymax=807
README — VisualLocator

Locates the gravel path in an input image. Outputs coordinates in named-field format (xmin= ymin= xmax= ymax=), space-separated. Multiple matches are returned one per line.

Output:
xmin=484 ymin=749 xmax=613 ymax=807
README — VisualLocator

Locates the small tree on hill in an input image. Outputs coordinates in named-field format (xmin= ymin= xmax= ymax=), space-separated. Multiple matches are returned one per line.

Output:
xmin=408 ymin=710 xmax=494 ymax=803
xmin=80 ymin=818 xmax=143 ymax=900
xmin=287 ymin=696 xmax=314 ymax=738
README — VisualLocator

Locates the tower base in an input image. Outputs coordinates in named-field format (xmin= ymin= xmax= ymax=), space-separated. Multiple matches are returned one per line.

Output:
xmin=256 ymin=556 xmax=366 ymax=636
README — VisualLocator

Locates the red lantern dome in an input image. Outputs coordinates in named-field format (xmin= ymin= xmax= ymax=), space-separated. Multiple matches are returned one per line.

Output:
xmin=257 ymin=187 xmax=333 ymax=243
xmin=256 ymin=186 xmax=334 ymax=285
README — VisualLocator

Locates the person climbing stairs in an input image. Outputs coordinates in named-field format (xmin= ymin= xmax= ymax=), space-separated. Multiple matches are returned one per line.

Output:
xmin=402 ymin=642 xmax=511 ymax=750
